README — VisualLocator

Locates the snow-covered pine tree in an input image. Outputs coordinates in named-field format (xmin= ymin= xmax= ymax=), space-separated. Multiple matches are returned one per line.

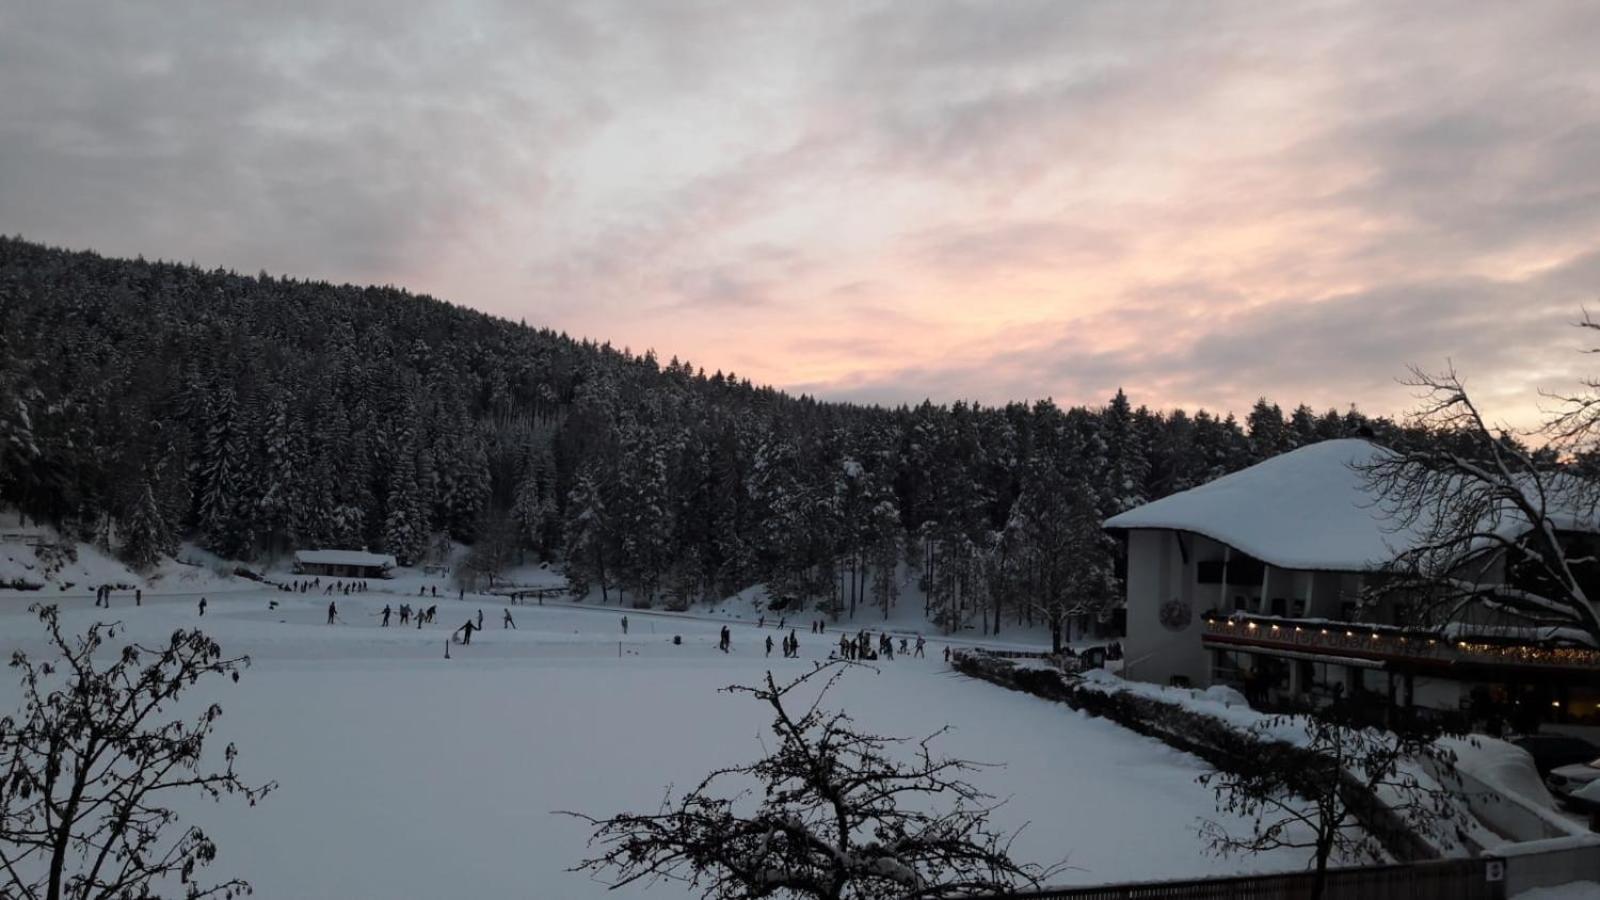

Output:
xmin=383 ymin=440 xmax=428 ymax=567
xmin=195 ymin=385 xmax=250 ymax=557
xmin=256 ymin=391 xmax=307 ymax=556
xmin=614 ymin=420 xmax=671 ymax=607
xmin=119 ymin=478 xmax=176 ymax=570
xmin=1246 ymin=397 xmax=1288 ymax=461
xmin=1100 ymin=388 xmax=1150 ymax=515
xmin=563 ymin=466 xmax=614 ymax=602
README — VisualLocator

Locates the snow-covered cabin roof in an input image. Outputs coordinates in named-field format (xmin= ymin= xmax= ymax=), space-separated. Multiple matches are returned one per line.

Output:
xmin=294 ymin=549 xmax=397 ymax=569
xmin=1103 ymin=439 xmax=1417 ymax=572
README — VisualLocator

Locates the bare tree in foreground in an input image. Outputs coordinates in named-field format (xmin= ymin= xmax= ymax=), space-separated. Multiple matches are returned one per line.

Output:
xmin=1199 ymin=705 xmax=1469 ymax=900
xmin=1362 ymin=363 xmax=1600 ymax=646
xmin=0 ymin=605 xmax=275 ymax=900
xmin=564 ymin=661 xmax=1063 ymax=899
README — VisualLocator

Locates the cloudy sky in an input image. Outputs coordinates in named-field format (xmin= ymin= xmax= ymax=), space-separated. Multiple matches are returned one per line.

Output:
xmin=3 ymin=1 xmax=1599 ymax=424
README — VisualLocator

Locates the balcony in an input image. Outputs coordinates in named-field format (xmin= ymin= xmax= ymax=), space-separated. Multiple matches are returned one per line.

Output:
xmin=1201 ymin=612 xmax=1600 ymax=674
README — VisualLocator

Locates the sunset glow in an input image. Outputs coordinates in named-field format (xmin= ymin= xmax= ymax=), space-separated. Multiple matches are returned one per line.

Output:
xmin=4 ymin=1 xmax=1598 ymax=423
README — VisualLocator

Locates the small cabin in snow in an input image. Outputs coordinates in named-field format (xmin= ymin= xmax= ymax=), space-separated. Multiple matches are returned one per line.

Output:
xmin=293 ymin=549 xmax=397 ymax=579
xmin=1104 ymin=438 xmax=1600 ymax=726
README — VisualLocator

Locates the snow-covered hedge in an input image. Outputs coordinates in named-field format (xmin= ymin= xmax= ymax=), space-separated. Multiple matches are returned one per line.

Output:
xmin=950 ymin=651 xmax=1438 ymax=862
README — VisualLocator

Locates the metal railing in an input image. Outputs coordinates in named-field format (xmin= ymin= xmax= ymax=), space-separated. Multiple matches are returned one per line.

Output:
xmin=1203 ymin=614 xmax=1600 ymax=671
xmin=985 ymin=857 xmax=1500 ymax=900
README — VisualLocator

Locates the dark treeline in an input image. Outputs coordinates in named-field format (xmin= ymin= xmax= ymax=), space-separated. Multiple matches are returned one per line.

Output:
xmin=0 ymin=237 xmax=1432 ymax=640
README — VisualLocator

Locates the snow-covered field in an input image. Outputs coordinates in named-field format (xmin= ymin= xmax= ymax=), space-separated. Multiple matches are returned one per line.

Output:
xmin=0 ymin=575 xmax=1314 ymax=898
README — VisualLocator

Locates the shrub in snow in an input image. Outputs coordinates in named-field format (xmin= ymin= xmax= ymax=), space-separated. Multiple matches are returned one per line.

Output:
xmin=1199 ymin=706 xmax=1471 ymax=900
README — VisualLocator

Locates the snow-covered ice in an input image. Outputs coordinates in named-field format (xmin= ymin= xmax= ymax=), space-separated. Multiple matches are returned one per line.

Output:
xmin=0 ymin=580 xmax=1316 ymax=898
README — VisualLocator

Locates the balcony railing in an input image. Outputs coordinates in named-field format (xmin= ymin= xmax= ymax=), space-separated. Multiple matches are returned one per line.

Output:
xmin=1202 ymin=612 xmax=1600 ymax=671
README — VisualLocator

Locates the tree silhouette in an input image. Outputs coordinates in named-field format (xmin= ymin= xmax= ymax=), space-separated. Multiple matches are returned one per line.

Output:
xmin=565 ymin=661 xmax=1062 ymax=899
xmin=0 ymin=605 xmax=274 ymax=900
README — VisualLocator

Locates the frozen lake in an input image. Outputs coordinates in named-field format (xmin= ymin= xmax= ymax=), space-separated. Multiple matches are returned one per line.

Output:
xmin=0 ymin=588 xmax=1309 ymax=898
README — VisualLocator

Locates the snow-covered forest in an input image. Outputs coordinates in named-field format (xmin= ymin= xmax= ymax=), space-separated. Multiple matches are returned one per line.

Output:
xmin=0 ymin=237 xmax=1441 ymax=635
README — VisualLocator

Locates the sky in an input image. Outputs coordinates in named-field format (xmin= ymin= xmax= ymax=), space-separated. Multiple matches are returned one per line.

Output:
xmin=3 ymin=1 xmax=1599 ymax=426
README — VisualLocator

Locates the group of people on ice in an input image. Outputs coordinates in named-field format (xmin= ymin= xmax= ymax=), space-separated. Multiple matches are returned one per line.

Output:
xmin=765 ymin=630 xmax=803 ymax=657
xmin=280 ymin=577 xmax=374 ymax=596
xmin=449 ymin=608 xmax=516 ymax=644
xmin=835 ymin=630 xmax=924 ymax=661
xmin=756 ymin=615 xmax=829 ymax=635
xmin=92 ymin=585 xmax=141 ymax=607
xmin=378 ymin=603 xmax=439 ymax=627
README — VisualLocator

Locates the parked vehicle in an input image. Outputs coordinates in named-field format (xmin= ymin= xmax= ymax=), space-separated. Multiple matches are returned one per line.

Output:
xmin=1512 ymin=734 xmax=1600 ymax=778
xmin=1544 ymin=755 xmax=1600 ymax=798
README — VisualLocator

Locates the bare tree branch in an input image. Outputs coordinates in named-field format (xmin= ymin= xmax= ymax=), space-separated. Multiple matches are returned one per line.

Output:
xmin=561 ymin=660 xmax=1066 ymax=899
xmin=0 ymin=604 xmax=274 ymax=900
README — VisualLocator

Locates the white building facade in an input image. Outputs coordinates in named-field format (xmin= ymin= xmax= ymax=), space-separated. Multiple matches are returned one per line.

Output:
xmin=1105 ymin=439 xmax=1600 ymax=724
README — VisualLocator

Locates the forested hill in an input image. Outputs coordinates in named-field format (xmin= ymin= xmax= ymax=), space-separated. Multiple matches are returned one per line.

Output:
xmin=0 ymin=236 xmax=1416 ymax=626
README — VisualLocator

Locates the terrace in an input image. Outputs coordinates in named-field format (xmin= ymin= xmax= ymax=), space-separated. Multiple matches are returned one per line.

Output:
xmin=1202 ymin=611 xmax=1600 ymax=676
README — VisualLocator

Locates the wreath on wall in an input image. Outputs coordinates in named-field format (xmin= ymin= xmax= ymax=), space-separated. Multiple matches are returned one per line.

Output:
xmin=1158 ymin=598 xmax=1193 ymax=632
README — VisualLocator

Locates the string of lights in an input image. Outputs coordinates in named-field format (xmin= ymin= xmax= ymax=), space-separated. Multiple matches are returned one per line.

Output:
xmin=1201 ymin=616 xmax=1600 ymax=669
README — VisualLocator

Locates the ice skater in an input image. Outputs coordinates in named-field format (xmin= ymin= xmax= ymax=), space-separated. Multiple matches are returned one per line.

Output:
xmin=719 ymin=626 xmax=731 ymax=653
xmin=327 ymin=601 xmax=338 ymax=625
xmin=914 ymin=634 xmax=925 ymax=658
xmin=382 ymin=605 xmax=392 ymax=627
xmin=503 ymin=609 xmax=516 ymax=629
xmin=765 ymin=635 xmax=774 ymax=657
xmin=198 ymin=597 xmax=207 ymax=616
xmin=477 ymin=609 xmax=484 ymax=630
xmin=459 ymin=619 xmax=476 ymax=645
xmin=621 ymin=615 xmax=629 ymax=635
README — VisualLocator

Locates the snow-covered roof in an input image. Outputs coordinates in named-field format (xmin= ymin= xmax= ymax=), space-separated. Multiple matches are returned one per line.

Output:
xmin=294 ymin=549 xmax=397 ymax=569
xmin=1103 ymin=439 xmax=1421 ymax=572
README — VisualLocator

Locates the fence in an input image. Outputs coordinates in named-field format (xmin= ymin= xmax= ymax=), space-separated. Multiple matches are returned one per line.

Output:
xmin=986 ymin=858 xmax=1501 ymax=900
